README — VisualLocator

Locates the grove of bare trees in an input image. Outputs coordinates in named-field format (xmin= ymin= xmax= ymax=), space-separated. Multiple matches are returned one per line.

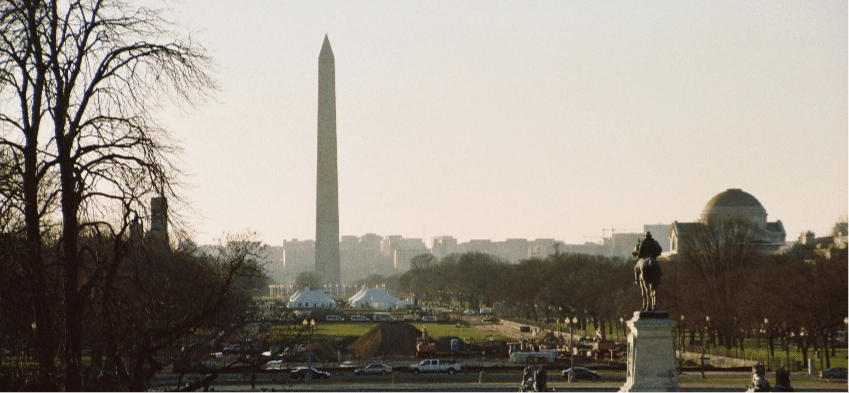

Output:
xmin=0 ymin=1 xmax=280 ymax=390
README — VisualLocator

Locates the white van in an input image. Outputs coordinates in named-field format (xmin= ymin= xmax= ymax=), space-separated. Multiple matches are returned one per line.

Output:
xmin=373 ymin=312 xmax=394 ymax=321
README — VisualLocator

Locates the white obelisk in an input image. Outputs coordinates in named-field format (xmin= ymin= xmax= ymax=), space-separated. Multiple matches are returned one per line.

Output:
xmin=315 ymin=35 xmax=341 ymax=286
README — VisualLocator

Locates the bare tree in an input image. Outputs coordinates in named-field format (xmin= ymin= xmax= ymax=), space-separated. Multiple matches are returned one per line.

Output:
xmin=107 ymin=233 xmax=269 ymax=390
xmin=0 ymin=0 xmax=215 ymax=389
xmin=676 ymin=217 xmax=768 ymax=350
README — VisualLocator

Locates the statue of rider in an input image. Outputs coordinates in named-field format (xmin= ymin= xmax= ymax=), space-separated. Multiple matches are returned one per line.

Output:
xmin=632 ymin=231 xmax=662 ymax=259
xmin=633 ymin=232 xmax=663 ymax=311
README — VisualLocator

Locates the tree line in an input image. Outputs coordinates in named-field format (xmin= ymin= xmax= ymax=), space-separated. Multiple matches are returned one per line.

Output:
xmin=394 ymin=219 xmax=847 ymax=369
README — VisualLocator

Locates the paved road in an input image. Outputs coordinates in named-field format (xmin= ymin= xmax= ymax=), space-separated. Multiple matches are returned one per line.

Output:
xmin=149 ymin=370 xmax=848 ymax=392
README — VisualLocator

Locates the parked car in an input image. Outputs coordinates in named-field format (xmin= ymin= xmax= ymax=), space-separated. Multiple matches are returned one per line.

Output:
xmin=409 ymin=359 xmax=461 ymax=375
xmin=820 ymin=367 xmax=848 ymax=379
xmin=325 ymin=315 xmax=344 ymax=322
xmin=261 ymin=360 xmax=287 ymax=370
xmin=222 ymin=344 xmax=244 ymax=354
xmin=562 ymin=367 xmax=601 ymax=380
xmin=350 ymin=315 xmax=369 ymax=322
xmin=422 ymin=316 xmax=437 ymax=322
xmin=354 ymin=363 xmax=393 ymax=376
xmin=201 ymin=359 xmax=223 ymax=370
xmin=290 ymin=367 xmax=331 ymax=380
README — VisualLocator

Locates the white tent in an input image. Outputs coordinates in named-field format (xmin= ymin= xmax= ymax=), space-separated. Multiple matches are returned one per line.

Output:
xmin=287 ymin=287 xmax=336 ymax=309
xmin=348 ymin=287 xmax=400 ymax=309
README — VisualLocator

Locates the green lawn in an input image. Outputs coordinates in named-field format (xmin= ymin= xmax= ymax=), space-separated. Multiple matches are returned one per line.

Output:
xmin=270 ymin=322 xmax=512 ymax=346
xmin=315 ymin=323 xmax=376 ymax=338
xmin=694 ymin=337 xmax=848 ymax=370
xmin=417 ymin=322 xmax=512 ymax=342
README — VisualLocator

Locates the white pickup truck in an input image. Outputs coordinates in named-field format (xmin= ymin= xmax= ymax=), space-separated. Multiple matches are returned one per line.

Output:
xmin=408 ymin=359 xmax=461 ymax=375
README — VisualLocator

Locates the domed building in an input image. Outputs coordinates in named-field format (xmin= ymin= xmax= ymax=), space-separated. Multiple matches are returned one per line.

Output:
xmin=670 ymin=189 xmax=786 ymax=254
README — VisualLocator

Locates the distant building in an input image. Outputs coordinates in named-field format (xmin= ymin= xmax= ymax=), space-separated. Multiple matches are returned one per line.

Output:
xmin=463 ymin=239 xmax=496 ymax=255
xmin=498 ymin=239 xmax=530 ymax=261
xmin=670 ymin=188 xmax=786 ymax=254
xmin=340 ymin=233 xmax=385 ymax=282
xmin=381 ymin=235 xmax=427 ymax=271
xmin=794 ymin=222 xmax=848 ymax=261
xmin=609 ymin=232 xmax=642 ymax=258
xmin=431 ymin=236 xmax=458 ymax=259
xmin=282 ymin=239 xmax=315 ymax=270
xmin=148 ymin=197 xmax=169 ymax=248
xmin=528 ymin=239 xmax=557 ymax=258
xmin=273 ymin=222 xmax=681 ymax=285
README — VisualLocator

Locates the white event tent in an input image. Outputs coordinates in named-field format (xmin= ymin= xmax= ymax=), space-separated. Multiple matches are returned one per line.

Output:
xmin=287 ymin=287 xmax=336 ymax=309
xmin=348 ymin=287 xmax=401 ymax=309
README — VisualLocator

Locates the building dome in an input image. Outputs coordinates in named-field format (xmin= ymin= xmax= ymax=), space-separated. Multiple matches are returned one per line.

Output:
xmin=699 ymin=188 xmax=767 ymax=225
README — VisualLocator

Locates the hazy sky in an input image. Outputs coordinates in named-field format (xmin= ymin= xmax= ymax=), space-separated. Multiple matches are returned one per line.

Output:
xmin=155 ymin=0 xmax=847 ymax=246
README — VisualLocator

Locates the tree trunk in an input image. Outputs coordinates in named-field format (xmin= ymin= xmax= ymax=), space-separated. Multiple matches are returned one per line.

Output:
xmin=24 ymin=121 xmax=58 ymax=390
xmin=59 ymin=153 xmax=83 ymax=391
xmin=825 ymin=331 xmax=831 ymax=368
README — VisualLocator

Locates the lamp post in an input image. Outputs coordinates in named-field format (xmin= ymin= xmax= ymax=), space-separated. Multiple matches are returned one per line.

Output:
xmin=303 ymin=318 xmax=316 ymax=385
xmin=679 ymin=315 xmax=685 ymax=374
xmin=765 ymin=318 xmax=772 ymax=370
xmin=706 ymin=315 xmax=712 ymax=350
xmin=619 ymin=317 xmax=624 ymax=341
xmin=701 ymin=316 xmax=709 ymax=379
xmin=844 ymin=317 xmax=848 ymax=346
xmin=557 ymin=318 xmax=562 ymax=341
xmin=569 ymin=316 xmax=578 ymax=383
xmin=783 ymin=322 xmax=789 ymax=371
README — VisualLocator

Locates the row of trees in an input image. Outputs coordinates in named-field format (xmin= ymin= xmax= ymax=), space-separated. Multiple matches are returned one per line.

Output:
xmin=0 ymin=1 xmax=282 ymax=390
xmin=394 ymin=219 xmax=847 ymax=369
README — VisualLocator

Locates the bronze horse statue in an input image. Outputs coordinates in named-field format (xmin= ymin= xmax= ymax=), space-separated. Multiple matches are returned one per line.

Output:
xmin=633 ymin=232 xmax=662 ymax=311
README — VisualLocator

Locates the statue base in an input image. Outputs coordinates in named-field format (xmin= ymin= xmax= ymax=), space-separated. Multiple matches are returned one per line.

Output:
xmin=620 ymin=311 xmax=680 ymax=392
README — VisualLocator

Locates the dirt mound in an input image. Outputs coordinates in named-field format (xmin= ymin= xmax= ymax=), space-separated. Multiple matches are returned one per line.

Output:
xmin=347 ymin=323 xmax=421 ymax=357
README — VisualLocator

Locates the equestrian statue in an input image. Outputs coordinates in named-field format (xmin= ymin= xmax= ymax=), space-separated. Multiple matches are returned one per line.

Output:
xmin=632 ymin=232 xmax=662 ymax=311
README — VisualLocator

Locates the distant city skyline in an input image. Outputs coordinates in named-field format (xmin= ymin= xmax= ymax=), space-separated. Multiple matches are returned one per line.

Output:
xmin=152 ymin=1 xmax=847 ymax=248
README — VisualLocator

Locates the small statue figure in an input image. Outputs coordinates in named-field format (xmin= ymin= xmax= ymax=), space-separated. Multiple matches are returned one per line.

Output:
xmin=521 ymin=365 xmax=537 ymax=392
xmin=534 ymin=366 xmax=547 ymax=392
xmin=773 ymin=369 xmax=794 ymax=392
xmin=746 ymin=364 xmax=771 ymax=392
xmin=633 ymin=232 xmax=662 ymax=311
xmin=595 ymin=327 xmax=606 ymax=342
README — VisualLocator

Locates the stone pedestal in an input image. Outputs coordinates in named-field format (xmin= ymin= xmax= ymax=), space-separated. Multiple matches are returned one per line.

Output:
xmin=620 ymin=311 xmax=680 ymax=392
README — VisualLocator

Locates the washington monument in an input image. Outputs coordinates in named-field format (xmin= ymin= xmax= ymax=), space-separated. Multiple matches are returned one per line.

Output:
xmin=315 ymin=35 xmax=341 ymax=286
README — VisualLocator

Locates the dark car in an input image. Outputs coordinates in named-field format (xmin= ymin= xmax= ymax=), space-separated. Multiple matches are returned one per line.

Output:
xmin=562 ymin=367 xmax=601 ymax=380
xmin=820 ymin=367 xmax=847 ymax=379
xmin=354 ymin=363 xmax=393 ymax=376
xmin=290 ymin=367 xmax=331 ymax=380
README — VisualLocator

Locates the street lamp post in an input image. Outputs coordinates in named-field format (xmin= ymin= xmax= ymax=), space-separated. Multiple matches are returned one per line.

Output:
xmin=619 ymin=317 xmax=624 ymax=341
xmin=783 ymin=322 xmax=790 ymax=371
xmin=679 ymin=315 xmax=685 ymax=374
xmin=569 ymin=316 xmax=578 ymax=383
xmin=765 ymin=318 xmax=772 ymax=370
xmin=558 ymin=318 xmax=562 ymax=342
xmin=701 ymin=316 xmax=709 ymax=379
xmin=843 ymin=317 xmax=849 ymax=352
xmin=303 ymin=318 xmax=316 ymax=385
